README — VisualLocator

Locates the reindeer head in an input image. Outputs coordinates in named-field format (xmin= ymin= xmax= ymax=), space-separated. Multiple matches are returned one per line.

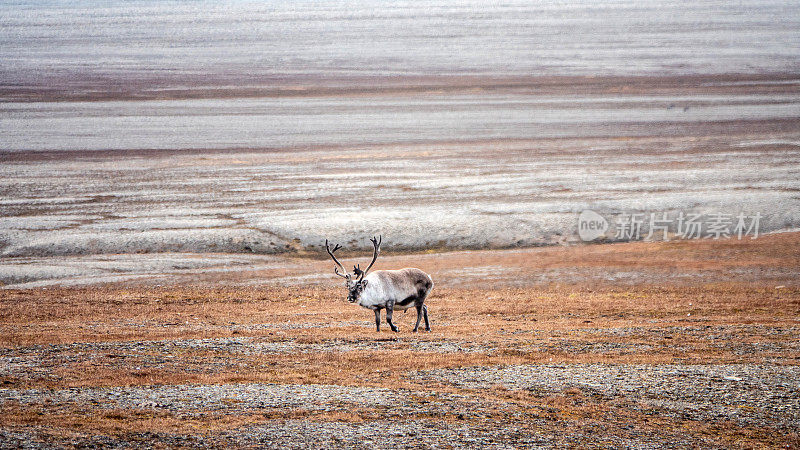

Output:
xmin=325 ymin=236 xmax=381 ymax=303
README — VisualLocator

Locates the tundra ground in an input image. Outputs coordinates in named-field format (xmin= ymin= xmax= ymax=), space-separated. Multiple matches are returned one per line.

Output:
xmin=1 ymin=233 xmax=799 ymax=448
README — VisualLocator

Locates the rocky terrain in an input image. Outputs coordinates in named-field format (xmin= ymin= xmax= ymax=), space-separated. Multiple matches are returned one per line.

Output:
xmin=1 ymin=1 xmax=798 ymax=446
xmin=1 ymin=233 xmax=798 ymax=448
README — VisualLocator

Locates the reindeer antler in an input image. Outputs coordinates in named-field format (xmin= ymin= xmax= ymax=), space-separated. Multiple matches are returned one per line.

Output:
xmin=325 ymin=239 xmax=350 ymax=279
xmin=356 ymin=235 xmax=382 ymax=281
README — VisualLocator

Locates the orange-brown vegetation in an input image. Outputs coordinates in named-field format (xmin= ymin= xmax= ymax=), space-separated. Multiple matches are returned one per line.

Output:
xmin=1 ymin=233 xmax=798 ymax=447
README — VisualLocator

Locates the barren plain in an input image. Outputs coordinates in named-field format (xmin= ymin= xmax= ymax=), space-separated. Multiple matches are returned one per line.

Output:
xmin=2 ymin=0 xmax=800 ymax=447
xmin=2 ymin=78 xmax=800 ymax=284
xmin=1 ymin=233 xmax=799 ymax=448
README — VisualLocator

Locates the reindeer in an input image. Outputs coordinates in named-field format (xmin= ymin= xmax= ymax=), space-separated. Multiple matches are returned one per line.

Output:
xmin=325 ymin=236 xmax=433 ymax=332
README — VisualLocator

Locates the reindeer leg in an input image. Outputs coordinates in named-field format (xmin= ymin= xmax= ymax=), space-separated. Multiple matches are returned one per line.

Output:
xmin=374 ymin=308 xmax=381 ymax=332
xmin=385 ymin=299 xmax=398 ymax=332
xmin=415 ymin=285 xmax=432 ymax=332
xmin=413 ymin=304 xmax=423 ymax=332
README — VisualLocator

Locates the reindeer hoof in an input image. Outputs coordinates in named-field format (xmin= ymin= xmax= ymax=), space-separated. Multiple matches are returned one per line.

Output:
xmin=391 ymin=327 xmax=399 ymax=332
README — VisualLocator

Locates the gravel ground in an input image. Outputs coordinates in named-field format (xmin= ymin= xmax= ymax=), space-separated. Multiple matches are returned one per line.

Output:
xmin=1 ymin=250 xmax=797 ymax=447
xmin=0 ymin=381 xmax=722 ymax=449
xmin=2 ymin=335 xmax=798 ymax=447
xmin=1 ymin=383 xmax=458 ymax=414
xmin=0 ymin=419 xmax=716 ymax=449
xmin=415 ymin=363 xmax=800 ymax=432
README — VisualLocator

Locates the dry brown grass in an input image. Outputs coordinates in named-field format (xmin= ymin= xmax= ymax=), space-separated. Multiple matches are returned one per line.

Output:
xmin=1 ymin=282 xmax=797 ymax=399
xmin=1 ymin=233 xmax=798 ymax=447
